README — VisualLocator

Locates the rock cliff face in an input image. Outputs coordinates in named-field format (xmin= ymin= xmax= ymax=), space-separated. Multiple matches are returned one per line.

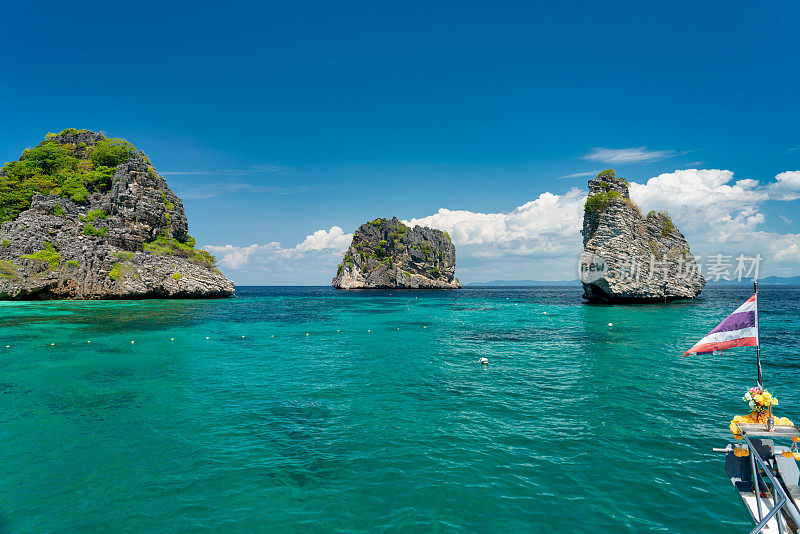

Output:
xmin=332 ymin=217 xmax=461 ymax=289
xmin=0 ymin=129 xmax=234 ymax=299
xmin=580 ymin=170 xmax=705 ymax=302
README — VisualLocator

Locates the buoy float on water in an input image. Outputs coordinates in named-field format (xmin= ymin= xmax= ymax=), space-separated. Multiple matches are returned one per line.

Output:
xmin=170 ymin=338 xmax=175 ymax=341
xmin=480 ymin=357 xmax=489 ymax=365
xmin=50 ymin=343 xmax=55 ymax=346
xmin=205 ymin=336 xmax=210 ymax=340
xmin=608 ymin=323 xmax=613 ymax=327
xmin=130 ymin=340 xmax=135 ymax=344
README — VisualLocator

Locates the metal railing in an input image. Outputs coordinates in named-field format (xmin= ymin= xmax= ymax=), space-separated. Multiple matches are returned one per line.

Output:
xmin=739 ymin=432 xmax=800 ymax=533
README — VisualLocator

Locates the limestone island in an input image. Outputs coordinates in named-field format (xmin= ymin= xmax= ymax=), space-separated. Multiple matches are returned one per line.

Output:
xmin=580 ymin=169 xmax=705 ymax=303
xmin=0 ymin=129 xmax=234 ymax=299
xmin=332 ymin=217 xmax=461 ymax=289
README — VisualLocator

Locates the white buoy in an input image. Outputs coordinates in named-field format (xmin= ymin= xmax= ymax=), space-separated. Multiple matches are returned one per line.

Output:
xmin=423 ymin=326 xmax=427 ymax=329
xmin=131 ymin=340 xmax=135 ymax=344
xmin=306 ymin=333 xmax=309 ymax=336
xmin=170 ymin=338 xmax=175 ymax=341
xmin=4 ymin=345 xmax=9 ymax=348
xmin=241 ymin=335 xmax=245 ymax=338
xmin=50 ymin=343 xmax=55 ymax=346
xmin=543 ymin=312 xmax=547 ymax=315
xmin=480 ymin=357 xmax=489 ymax=365
xmin=367 ymin=329 xmax=371 ymax=333
xmin=337 ymin=330 xmax=340 ymax=333
xmin=205 ymin=336 xmax=210 ymax=340
xmin=87 ymin=340 xmax=91 ymax=343
xmin=608 ymin=323 xmax=613 ymax=327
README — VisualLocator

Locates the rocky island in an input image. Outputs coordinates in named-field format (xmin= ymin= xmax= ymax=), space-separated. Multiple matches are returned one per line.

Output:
xmin=332 ymin=217 xmax=461 ymax=289
xmin=0 ymin=129 xmax=234 ymax=299
xmin=580 ymin=169 xmax=705 ymax=302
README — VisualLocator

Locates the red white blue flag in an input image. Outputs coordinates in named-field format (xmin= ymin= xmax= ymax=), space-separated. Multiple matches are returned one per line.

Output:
xmin=684 ymin=295 xmax=759 ymax=356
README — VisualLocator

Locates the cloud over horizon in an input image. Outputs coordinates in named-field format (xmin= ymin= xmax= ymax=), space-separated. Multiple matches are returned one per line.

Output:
xmin=204 ymin=169 xmax=800 ymax=284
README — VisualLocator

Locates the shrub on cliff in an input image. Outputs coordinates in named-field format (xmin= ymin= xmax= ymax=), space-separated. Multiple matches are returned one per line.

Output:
xmin=0 ymin=130 xmax=137 ymax=223
xmin=144 ymin=233 xmax=217 ymax=267
xmin=584 ymin=190 xmax=621 ymax=213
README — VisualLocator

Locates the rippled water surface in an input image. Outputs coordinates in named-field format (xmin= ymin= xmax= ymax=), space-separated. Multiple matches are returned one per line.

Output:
xmin=2 ymin=286 xmax=799 ymax=532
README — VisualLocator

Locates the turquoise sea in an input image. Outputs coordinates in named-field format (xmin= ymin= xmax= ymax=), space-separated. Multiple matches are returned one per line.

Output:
xmin=2 ymin=286 xmax=799 ymax=533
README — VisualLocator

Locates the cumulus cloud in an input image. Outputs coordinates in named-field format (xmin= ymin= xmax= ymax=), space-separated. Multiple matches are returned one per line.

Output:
xmin=205 ymin=168 xmax=800 ymax=284
xmin=406 ymin=190 xmax=586 ymax=258
xmin=768 ymin=171 xmax=800 ymax=201
xmin=582 ymin=147 xmax=676 ymax=164
xmin=203 ymin=227 xmax=353 ymax=284
xmin=295 ymin=226 xmax=352 ymax=252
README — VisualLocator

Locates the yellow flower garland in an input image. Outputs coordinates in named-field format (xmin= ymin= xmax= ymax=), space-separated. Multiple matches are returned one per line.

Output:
xmin=729 ymin=412 xmax=794 ymax=440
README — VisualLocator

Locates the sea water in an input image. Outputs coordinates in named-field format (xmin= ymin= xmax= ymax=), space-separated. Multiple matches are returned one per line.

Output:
xmin=1 ymin=286 xmax=798 ymax=533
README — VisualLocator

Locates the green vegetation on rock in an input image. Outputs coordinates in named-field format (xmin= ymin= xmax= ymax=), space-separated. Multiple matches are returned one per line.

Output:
xmin=143 ymin=233 xmax=217 ymax=267
xmin=21 ymin=241 xmax=61 ymax=270
xmin=114 ymin=251 xmax=135 ymax=262
xmin=160 ymin=190 xmax=175 ymax=211
xmin=81 ymin=209 xmax=107 ymax=222
xmin=0 ymin=260 xmax=19 ymax=279
xmin=584 ymin=190 xmax=621 ymax=214
xmin=1 ymin=239 xmax=9 ymax=248
xmin=170 ymin=272 xmax=182 ymax=280
xmin=65 ymin=260 xmax=80 ymax=269
xmin=52 ymin=204 xmax=66 ymax=216
xmin=647 ymin=210 xmax=676 ymax=236
xmin=0 ymin=130 xmax=135 ymax=223
xmin=82 ymin=223 xmax=108 ymax=237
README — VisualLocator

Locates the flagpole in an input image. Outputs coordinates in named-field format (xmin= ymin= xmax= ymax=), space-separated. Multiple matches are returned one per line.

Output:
xmin=755 ymin=280 xmax=762 ymax=387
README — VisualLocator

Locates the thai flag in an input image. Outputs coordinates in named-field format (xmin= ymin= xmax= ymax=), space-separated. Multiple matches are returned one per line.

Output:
xmin=684 ymin=295 xmax=759 ymax=356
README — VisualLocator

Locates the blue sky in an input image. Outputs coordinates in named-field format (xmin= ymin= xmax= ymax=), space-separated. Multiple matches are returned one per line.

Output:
xmin=1 ymin=1 xmax=799 ymax=283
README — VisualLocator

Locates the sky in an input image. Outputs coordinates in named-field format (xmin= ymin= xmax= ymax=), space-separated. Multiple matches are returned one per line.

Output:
xmin=1 ymin=1 xmax=799 ymax=284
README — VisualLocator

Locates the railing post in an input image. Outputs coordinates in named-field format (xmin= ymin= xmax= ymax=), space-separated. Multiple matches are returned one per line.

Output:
xmin=750 ymin=445 xmax=763 ymax=522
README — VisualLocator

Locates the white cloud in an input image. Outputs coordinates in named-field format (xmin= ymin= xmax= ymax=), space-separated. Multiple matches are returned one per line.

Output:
xmin=204 ymin=168 xmax=800 ymax=284
xmin=768 ymin=171 xmax=800 ymax=201
xmin=202 ymin=227 xmax=352 ymax=285
xmin=295 ymin=226 xmax=352 ymax=252
xmin=627 ymin=169 xmax=768 ymax=237
xmin=406 ymin=189 xmax=586 ymax=259
xmin=582 ymin=147 xmax=676 ymax=164
xmin=780 ymin=215 xmax=793 ymax=225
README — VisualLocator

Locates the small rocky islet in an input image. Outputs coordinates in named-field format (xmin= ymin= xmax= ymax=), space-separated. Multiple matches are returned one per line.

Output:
xmin=332 ymin=217 xmax=461 ymax=289
xmin=0 ymin=129 xmax=234 ymax=299
xmin=580 ymin=169 xmax=706 ymax=302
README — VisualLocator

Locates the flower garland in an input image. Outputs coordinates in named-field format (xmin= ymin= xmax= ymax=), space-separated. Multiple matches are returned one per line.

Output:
xmin=729 ymin=386 xmax=792 ymax=440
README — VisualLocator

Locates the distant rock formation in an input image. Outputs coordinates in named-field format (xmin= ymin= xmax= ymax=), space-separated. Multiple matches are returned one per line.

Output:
xmin=580 ymin=169 xmax=705 ymax=302
xmin=332 ymin=217 xmax=461 ymax=289
xmin=0 ymin=129 xmax=234 ymax=299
